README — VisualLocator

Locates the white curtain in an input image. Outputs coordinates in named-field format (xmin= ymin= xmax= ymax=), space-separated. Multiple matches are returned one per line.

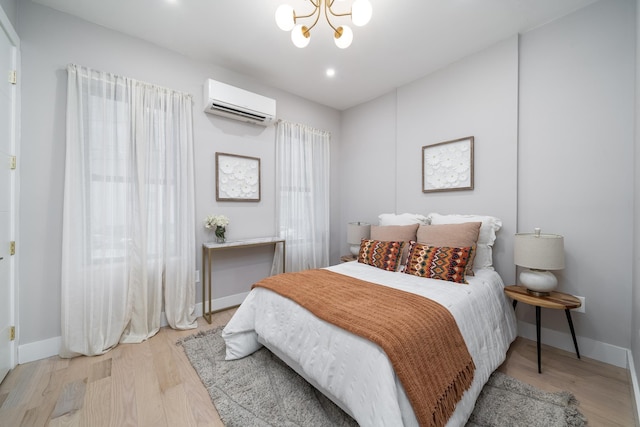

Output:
xmin=272 ymin=121 xmax=330 ymax=273
xmin=61 ymin=64 xmax=196 ymax=358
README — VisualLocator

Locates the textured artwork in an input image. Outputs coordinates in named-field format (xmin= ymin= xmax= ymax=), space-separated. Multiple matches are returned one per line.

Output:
xmin=216 ymin=152 xmax=261 ymax=201
xmin=422 ymin=137 xmax=474 ymax=193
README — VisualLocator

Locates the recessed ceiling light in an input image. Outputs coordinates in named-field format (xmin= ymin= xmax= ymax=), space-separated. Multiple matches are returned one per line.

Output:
xmin=326 ymin=68 xmax=336 ymax=77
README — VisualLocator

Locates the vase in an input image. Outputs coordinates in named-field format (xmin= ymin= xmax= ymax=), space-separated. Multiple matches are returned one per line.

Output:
xmin=215 ymin=226 xmax=226 ymax=243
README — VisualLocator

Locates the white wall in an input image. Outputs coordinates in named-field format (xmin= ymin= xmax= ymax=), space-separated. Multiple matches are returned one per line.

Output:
xmin=338 ymin=91 xmax=397 ymax=253
xmin=518 ymin=0 xmax=635 ymax=349
xmin=340 ymin=0 xmax=636 ymax=360
xmin=396 ymin=37 xmax=519 ymax=283
xmin=340 ymin=38 xmax=518 ymax=283
xmin=633 ymin=0 xmax=640 ymax=392
xmin=15 ymin=0 xmax=341 ymax=347
xmin=0 ymin=0 xmax=15 ymax=28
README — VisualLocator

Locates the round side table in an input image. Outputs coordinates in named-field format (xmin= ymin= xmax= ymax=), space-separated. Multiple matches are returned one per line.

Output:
xmin=504 ymin=285 xmax=581 ymax=373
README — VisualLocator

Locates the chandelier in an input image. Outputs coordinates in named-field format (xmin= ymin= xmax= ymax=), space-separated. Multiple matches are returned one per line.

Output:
xmin=275 ymin=0 xmax=373 ymax=49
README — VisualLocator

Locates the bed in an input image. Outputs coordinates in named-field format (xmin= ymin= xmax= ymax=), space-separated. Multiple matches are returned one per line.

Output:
xmin=222 ymin=213 xmax=518 ymax=427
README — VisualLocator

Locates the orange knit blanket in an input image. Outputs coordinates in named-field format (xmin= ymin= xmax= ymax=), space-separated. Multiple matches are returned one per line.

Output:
xmin=252 ymin=269 xmax=476 ymax=427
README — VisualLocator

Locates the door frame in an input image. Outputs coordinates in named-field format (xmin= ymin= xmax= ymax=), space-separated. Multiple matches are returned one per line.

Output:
xmin=0 ymin=4 xmax=20 ymax=379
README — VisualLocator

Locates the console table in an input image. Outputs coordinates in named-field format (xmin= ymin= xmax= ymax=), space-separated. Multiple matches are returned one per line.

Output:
xmin=202 ymin=237 xmax=286 ymax=323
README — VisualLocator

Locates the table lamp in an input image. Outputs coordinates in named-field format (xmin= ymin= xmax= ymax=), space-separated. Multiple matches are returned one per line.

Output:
xmin=514 ymin=228 xmax=565 ymax=296
xmin=347 ymin=222 xmax=371 ymax=256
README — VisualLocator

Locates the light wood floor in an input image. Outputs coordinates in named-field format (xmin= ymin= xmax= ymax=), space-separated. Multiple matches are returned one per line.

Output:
xmin=0 ymin=308 xmax=637 ymax=427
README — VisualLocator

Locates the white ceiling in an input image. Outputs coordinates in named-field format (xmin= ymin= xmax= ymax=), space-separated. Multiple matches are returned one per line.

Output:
xmin=32 ymin=0 xmax=596 ymax=110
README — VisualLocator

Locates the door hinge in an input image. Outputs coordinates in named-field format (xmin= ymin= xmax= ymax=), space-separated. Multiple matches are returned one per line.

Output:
xmin=10 ymin=326 xmax=15 ymax=341
xmin=8 ymin=70 xmax=16 ymax=85
xmin=10 ymin=156 xmax=16 ymax=170
xmin=9 ymin=241 xmax=15 ymax=255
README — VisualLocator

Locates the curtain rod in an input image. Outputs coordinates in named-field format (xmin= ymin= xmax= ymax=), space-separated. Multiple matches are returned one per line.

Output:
xmin=67 ymin=63 xmax=192 ymax=98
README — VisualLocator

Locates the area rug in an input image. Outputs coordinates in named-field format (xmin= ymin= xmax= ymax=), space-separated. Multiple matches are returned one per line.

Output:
xmin=178 ymin=327 xmax=586 ymax=427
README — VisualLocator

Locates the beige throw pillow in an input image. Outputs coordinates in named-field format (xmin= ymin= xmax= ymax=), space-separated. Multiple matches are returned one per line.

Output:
xmin=370 ymin=224 xmax=419 ymax=267
xmin=371 ymin=224 xmax=420 ymax=241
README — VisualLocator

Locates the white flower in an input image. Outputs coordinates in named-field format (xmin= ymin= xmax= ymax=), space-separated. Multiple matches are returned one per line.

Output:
xmin=220 ymin=161 xmax=235 ymax=174
xmin=454 ymin=161 xmax=469 ymax=173
xmin=246 ymin=172 xmax=258 ymax=185
xmin=425 ymin=152 xmax=441 ymax=166
xmin=234 ymin=168 xmax=246 ymax=180
xmin=440 ymin=155 xmax=453 ymax=168
xmin=204 ymin=214 xmax=230 ymax=229
xmin=227 ymin=185 xmax=240 ymax=198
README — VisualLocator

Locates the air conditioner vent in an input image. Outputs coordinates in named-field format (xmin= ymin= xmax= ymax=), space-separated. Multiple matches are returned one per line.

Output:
xmin=204 ymin=79 xmax=276 ymax=126
xmin=207 ymin=102 xmax=268 ymax=122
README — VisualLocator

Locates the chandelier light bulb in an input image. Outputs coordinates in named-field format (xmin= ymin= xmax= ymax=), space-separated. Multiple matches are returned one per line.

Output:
xmin=351 ymin=0 xmax=372 ymax=27
xmin=275 ymin=4 xmax=295 ymax=31
xmin=334 ymin=25 xmax=353 ymax=49
xmin=291 ymin=24 xmax=311 ymax=48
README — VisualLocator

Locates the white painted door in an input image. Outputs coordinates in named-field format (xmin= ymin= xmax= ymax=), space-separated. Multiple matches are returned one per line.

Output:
xmin=0 ymin=11 xmax=17 ymax=384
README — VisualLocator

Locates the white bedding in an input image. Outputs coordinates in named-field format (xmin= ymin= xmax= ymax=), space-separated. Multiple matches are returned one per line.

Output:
xmin=223 ymin=262 xmax=517 ymax=427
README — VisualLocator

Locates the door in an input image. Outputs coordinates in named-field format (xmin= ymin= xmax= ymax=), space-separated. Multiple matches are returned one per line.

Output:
xmin=0 ymin=10 xmax=18 ymax=383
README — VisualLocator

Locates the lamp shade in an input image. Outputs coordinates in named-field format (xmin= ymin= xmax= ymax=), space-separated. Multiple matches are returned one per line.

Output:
xmin=347 ymin=221 xmax=371 ymax=244
xmin=514 ymin=232 xmax=565 ymax=270
xmin=347 ymin=221 xmax=370 ymax=256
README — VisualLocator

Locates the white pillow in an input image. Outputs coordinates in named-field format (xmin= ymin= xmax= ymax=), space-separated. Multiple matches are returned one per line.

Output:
xmin=378 ymin=213 xmax=429 ymax=226
xmin=427 ymin=213 xmax=502 ymax=271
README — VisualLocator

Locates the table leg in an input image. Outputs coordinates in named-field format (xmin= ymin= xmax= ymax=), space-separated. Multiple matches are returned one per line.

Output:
xmin=564 ymin=309 xmax=580 ymax=359
xmin=536 ymin=305 xmax=541 ymax=374
xmin=203 ymin=247 xmax=212 ymax=324
xmin=281 ymin=241 xmax=286 ymax=273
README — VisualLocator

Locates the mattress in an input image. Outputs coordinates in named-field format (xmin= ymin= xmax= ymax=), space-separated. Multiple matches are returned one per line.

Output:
xmin=222 ymin=261 xmax=517 ymax=426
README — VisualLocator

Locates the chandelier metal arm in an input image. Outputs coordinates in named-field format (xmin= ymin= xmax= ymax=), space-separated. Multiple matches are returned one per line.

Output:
xmin=323 ymin=0 xmax=346 ymax=34
xmin=294 ymin=0 xmax=320 ymax=22
xmin=326 ymin=0 xmax=351 ymax=19
xmin=300 ymin=3 xmax=321 ymax=36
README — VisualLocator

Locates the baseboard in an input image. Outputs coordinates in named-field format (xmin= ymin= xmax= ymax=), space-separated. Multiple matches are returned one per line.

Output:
xmin=628 ymin=349 xmax=640 ymax=426
xmin=18 ymin=336 xmax=62 ymax=365
xmin=18 ymin=292 xmax=250 ymax=364
xmin=517 ymin=320 xmax=628 ymax=368
xmin=195 ymin=291 xmax=249 ymax=316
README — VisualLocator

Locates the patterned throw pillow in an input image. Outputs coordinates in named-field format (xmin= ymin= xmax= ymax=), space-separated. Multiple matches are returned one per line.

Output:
xmin=358 ymin=239 xmax=405 ymax=272
xmin=403 ymin=242 xmax=472 ymax=284
xmin=416 ymin=222 xmax=481 ymax=276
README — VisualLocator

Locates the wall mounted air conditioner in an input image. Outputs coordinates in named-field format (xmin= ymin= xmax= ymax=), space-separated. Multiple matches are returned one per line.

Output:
xmin=204 ymin=79 xmax=276 ymax=126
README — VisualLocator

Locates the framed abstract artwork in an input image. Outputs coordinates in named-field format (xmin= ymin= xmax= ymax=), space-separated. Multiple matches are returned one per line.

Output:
xmin=215 ymin=152 xmax=261 ymax=202
xmin=422 ymin=136 xmax=474 ymax=193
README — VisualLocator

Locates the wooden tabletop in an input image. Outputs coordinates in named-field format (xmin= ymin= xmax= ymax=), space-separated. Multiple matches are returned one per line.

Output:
xmin=504 ymin=285 xmax=582 ymax=310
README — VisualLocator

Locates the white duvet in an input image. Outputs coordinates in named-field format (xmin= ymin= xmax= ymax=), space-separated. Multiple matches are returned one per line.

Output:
xmin=223 ymin=262 xmax=517 ymax=427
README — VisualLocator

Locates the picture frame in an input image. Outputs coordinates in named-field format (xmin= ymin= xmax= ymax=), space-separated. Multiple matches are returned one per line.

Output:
xmin=215 ymin=152 xmax=261 ymax=202
xmin=422 ymin=136 xmax=474 ymax=193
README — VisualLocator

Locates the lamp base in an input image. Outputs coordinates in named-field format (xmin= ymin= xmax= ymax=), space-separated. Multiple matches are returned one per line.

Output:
xmin=349 ymin=244 xmax=360 ymax=256
xmin=526 ymin=289 xmax=551 ymax=297
xmin=520 ymin=269 xmax=558 ymax=296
